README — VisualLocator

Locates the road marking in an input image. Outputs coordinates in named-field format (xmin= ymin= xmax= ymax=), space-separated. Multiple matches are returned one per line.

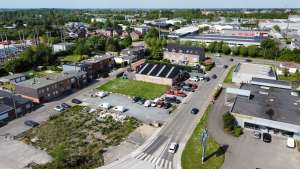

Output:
xmin=135 ymin=153 xmax=145 ymax=159
xmin=148 ymin=155 xmax=155 ymax=163
xmin=168 ymin=161 xmax=172 ymax=169
xmin=155 ymin=157 xmax=161 ymax=166
xmin=159 ymin=158 xmax=165 ymax=168
xmin=144 ymin=154 xmax=152 ymax=161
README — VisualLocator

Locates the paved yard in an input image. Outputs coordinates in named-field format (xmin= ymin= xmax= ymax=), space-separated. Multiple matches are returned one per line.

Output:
xmin=208 ymin=91 xmax=300 ymax=169
xmin=78 ymin=93 xmax=170 ymax=124
xmin=0 ymin=136 xmax=52 ymax=169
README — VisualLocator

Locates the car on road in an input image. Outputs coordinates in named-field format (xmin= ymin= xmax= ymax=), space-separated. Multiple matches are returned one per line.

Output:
xmin=61 ymin=103 xmax=71 ymax=109
xmin=99 ymin=102 xmax=111 ymax=109
xmin=263 ymin=133 xmax=272 ymax=143
xmin=252 ymin=131 xmax=261 ymax=139
xmin=189 ymin=76 xmax=200 ymax=82
xmin=212 ymin=74 xmax=217 ymax=79
xmin=287 ymin=137 xmax=295 ymax=148
xmin=144 ymin=100 xmax=152 ymax=107
xmin=24 ymin=120 xmax=39 ymax=128
xmin=191 ymin=108 xmax=199 ymax=114
xmin=163 ymin=102 xmax=172 ymax=109
xmin=245 ymin=59 xmax=252 ymax=62
xmin=54 ymin=105 xmax=65 ymax=112
xmin=132 ymin=96 xmax=141 ymax=103
xmin=223 ymin=65 xmax=228 ymax=69
xmin=96 ymin=91 xmax=109 ymax=98
xmin=168 ymin=142 xmax=178 ymax=154
xmin=71 ymin=98 xmax=82 ymax=104
xmin=113 ymin=106 xmax=126 ymax=112
xmin=230 ymin=58 xmax=234 ymax=62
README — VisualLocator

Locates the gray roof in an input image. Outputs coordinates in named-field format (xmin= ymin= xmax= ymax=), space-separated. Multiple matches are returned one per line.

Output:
xmin=0 ymin=90 xmax=31 ymax=107
xmin=16 ymin=72 xmax=78 ymax=89
xmin=232 ymin=83 xmax=300 ymax=126
xmin=165 ymin=43 xmax=205 ymax=56
xmin=0 ymin=73 xmax=25 ymax=81
xmin=251 ymin=78 xmax=292 ymax=89
xmin=0 ymin=104 xmax=13 ymax=114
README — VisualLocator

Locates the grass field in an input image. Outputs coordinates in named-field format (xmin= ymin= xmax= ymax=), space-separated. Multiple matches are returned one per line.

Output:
xmin=98 ymin=78 xmax=169 ymax=99
xmin=181 ymin=105 xmax=225 ymax=169
xmin=278 ymin=74 xmax=299 ymax=81
xmin=25 ymin=70 xmax=60 ymax=78
xmin=19 ymin=106 xmax=140 ymax=169
xmin=223 ymin=65 xmax=236 ymax=84
xmin=61 ymin=54 xmax=83 ymax=62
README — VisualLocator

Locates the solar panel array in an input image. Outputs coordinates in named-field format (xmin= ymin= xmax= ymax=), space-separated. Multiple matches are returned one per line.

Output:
xmin=137 ymin=64 xmax=180 ymax=79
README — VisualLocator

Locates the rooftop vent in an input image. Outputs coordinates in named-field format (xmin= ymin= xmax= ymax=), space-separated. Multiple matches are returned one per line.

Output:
xmin=259 ymin=91 xmax=269 ymax=95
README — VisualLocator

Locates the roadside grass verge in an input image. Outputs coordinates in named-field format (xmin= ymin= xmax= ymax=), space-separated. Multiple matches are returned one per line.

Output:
xmin=181 ymin=105 xmax=225 ymax=169
xmin=223 ymin=65 xmax=236 ymax=84
xmin=18 ymin=106 xmax=140 ymax=169
xmin=98 ymin=78 xmax=169 ymax=99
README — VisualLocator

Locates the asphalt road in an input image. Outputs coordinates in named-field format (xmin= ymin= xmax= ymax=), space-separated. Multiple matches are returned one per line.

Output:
xmin=100 ymin=65 xmax=229 ymax=169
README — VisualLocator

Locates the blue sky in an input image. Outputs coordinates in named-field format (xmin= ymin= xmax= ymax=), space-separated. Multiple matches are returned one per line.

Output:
xmin=1 ymin=0 xmax=300 ymax=9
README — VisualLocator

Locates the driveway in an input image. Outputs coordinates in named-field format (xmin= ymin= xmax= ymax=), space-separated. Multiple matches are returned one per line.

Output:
xmin=208 ymin=91 xmax=300 ymax=169
xmin=78 ymin=93 xmax=170 ymax=124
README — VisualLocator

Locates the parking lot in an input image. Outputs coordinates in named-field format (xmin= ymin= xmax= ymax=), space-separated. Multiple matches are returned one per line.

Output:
xmin=0 ymin=136 xmax=52 ymax=169
xmin=78 ymin=93 xmax=171 ymax=124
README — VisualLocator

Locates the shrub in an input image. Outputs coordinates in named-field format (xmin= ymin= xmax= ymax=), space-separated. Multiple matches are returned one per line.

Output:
xmin=233 ymin=126 xmax=243 ymax=137
xmin=223 ymin=112 xmax=235 ymax=131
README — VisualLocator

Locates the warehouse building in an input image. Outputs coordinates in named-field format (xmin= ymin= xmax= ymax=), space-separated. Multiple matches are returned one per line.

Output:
xmin=228 ymin=82 xmax=300 ymax=138
xmin=135 ymin=63 xmax=181 ymax=86
xmin=232 ymin=63 xmax=276 ymax=84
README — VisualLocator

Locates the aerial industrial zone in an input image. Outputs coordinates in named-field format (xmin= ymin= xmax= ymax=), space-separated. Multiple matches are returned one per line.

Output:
xmin=1 ymin=6 xmax=300 ymax=169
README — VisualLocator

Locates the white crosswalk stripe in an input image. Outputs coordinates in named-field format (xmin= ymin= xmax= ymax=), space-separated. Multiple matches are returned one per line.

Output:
xmin=134 ymin=152 xmax=173 ymax=169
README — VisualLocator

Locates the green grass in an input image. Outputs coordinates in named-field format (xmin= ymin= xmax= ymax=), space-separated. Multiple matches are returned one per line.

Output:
xmin=98 ymin=78 xmax=169 ymax=99
xmin=278 ymin=74 xmax=299 ymax=81
xmin=18 ymin=106 xmax=140 ymax=169
xmin=182 ymin=105 xmax=225 ymax=169
xmin=61 ymin=54 xmax=83 ymax=62
xmin=25 ymin=70 xmax=60 ymax=78
xmin=223 ymin=65 xmax=236 ymax=84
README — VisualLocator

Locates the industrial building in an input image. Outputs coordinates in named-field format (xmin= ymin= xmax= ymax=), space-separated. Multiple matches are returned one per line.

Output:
xmin=135 ymin=63 xmax=181 ymax=86
xmin=232 ymin=63 xmax=276 ymax=84
xmin=227 ymin=80 xmax=300 ymax=138
xmin=15 ymin=71 xmax=87 ymax=103
xmin=163 ymin=44 xmax=205 ymax=66
xmin=0 ymin=73 xmax=26 ymax=85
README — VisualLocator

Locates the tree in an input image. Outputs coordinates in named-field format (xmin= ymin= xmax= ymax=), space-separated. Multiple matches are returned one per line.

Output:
xmin=239 ymin=46 xmax=248 ymax=57
xmin=232 ymin=46 xmax=240 ymax=56
xmin=273 ymin=25 xmax=281 ymax=32
xmin=221 ymin=44 xmax=231 ymax=55
xmin=283 ymin=68 xmax=289 ymax=77
xmin=119 ymin=36 xmax=132 ymax=48
xmin=208 ymin=42 xmax=217 ymax=53
xmin=247 ymin=45 xmax=259 ymax=57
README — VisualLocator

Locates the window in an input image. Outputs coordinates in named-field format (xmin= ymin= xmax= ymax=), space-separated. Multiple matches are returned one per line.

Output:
xmin=26 ymin=103 xmax=31 ymax=109
xmin=16 ymin=108 xmax=22 ymax=113
xmin=47 ymin=87 xmax=49 ymax=91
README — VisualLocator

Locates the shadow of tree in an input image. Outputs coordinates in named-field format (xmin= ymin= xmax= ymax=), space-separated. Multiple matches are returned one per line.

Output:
xmin=204 ymin=144 xmax=229 ymax=162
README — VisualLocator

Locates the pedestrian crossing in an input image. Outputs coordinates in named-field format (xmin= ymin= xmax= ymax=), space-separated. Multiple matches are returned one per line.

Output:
xmin=135 ymin=152 xmax=172 ymax=169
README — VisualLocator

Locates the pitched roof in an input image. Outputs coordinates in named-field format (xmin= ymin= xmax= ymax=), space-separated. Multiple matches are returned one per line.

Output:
xmin=165 ymin=43 xmax=205 ymax=55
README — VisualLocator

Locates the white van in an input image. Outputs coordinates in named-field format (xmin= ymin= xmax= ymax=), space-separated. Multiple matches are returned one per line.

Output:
xmin=168 ymin=142 xmax=178 ymax=154
xmin=113 ymin=106 xmax=126 ymax=112
xmin=287 ymin=138 xmax=295 ymax=148
xmin=99 ymin=103 xmax=111 ymax=109
xmin=96 ymin=91 xmax=109 ymax=98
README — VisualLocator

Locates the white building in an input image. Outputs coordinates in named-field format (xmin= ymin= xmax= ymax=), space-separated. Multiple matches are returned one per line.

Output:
xmin=232 ymin=63 xmax=276 ymax=84
xmin=52 ymin=42 xmax=74 ymax=53
xmin=276 ymin=62 xmax=300 ymax=75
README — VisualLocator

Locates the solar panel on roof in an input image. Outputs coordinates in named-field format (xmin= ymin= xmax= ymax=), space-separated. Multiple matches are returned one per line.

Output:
xmin=140 ymin=64 xmax=154 ymax=75
xmin=150 ymin=64 xmax=163 ymax=76
xmin=168 ymin=67 xmax=180 ymax=78
xmin=159 ymin=65 xmax=172 ymax=77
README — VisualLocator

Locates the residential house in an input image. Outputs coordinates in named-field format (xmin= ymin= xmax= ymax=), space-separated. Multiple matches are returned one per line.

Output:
xmin=52 ymin=42 xmax=74 ymax=53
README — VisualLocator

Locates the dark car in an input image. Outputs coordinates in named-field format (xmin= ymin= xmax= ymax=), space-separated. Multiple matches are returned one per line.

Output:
xmin=137 ymin=98 xmax=145 ymax=105
xmin=182 ymin=86 xmax=194 ymax=92
xmin=263 ymin=133 xmax=272 ymax=143
xmin=230 ymin=58 xmax=234 ymax=62
xmin=191 ymin=108 xmax=199 ymax=114
xmin=24 ymin=120 xmax=39 ymax=128
xmin=165 ymin=96 xmax=181 ymax=104
xmin=0 ymin=120 xmax=8 ymax=127
xmin=132 ymin=97 xmax=141 ymax=103
xmin=163 ymin=102 xmax=172 ymax=109
xmin=223 ymin=65 xmax=228 ymax=69
xmin=245 ymin=59 xmax=252 ymax=62
xmin=71 ymin=99 xmax=82 ymax=104
xmin=61 ymin=103 xmax=71 ymax=109
xmin=205 ymin=76 xmax=210 ymax=82
xmin=212 ymin=74 xmax=217 ymax=79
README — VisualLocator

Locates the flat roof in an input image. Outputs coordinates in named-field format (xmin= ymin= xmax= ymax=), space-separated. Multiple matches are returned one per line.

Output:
xmin=234 ymin=63 xmax=276 ymax=78
xmin=0 ymin=73 xmax=25 ymax=81
xmin=226 ymin=87 xmax=251 ymax=97
xmin=182 ymin=34 xmax=266 ymax=43
xmin=232 ymin=83 xmax=300 ymax=126
xmin=251 ymin=78 xmax=291 ymax=89
xmin=16 ymin=72 xmax=81 ymax=89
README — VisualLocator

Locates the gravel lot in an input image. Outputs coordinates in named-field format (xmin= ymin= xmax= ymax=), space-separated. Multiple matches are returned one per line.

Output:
xmin=78 ymin=93 xmax=170 ymax=124
xmin=0 ymin=136 xmax=52 ymax=169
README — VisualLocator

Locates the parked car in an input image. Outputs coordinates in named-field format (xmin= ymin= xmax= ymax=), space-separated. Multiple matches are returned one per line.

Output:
xmin=0 ymin=120 xmax=8 ymax=127
xmin=137 ymin=98 xmax=145 ymax=105
xmin=165 ymin=96 xmax=181 ymax=104
xmin=132 ymin=96 xmax=141 ymax=103
xmin=144 ymin=100 xmax=152 ymax=107
xmin=113 ymin=106 xmax=126 ymax=112
xmin=182 ymin=85 xmax=194 ymax=92
xmin=168 ymin=142 xmax=178 ymax=153
xmin=99 ymin=102 xmax=111 ymax=109
xmin=245 ymin=59 xmax=252 ymax=62
xmin=212 ymin=74 xmax=217 ymax=79
xmin=24 ymin=120 xmax=39 ymax=128
xmin=230 ymin=58 xmax=234 ymax=62
xmin=163 ymin=102 xmax=172 ymax=109
xmin=262 ymin=133 xmax=272 ymax=143
xmin=61 ymin=103 xmax=71 ymax=109
xmin=54 ymin=105 xmax=65 ymax=112
xmin=252 ymin=131 xmax=261 ymax=139
xmin=71 ymin=99 xmax=82 ymax=104
xmin=287 ymin=137 xmax=296 ymax=148
xmin=191 ymin=108 xmax=199 ymax=114
xmin=96 ymin=91 xmax=109 ymax=98
xmin=189 ymin=76 xmax=200 ymax=82
xmin=223 ymin=65 xmax=228 ymax=69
